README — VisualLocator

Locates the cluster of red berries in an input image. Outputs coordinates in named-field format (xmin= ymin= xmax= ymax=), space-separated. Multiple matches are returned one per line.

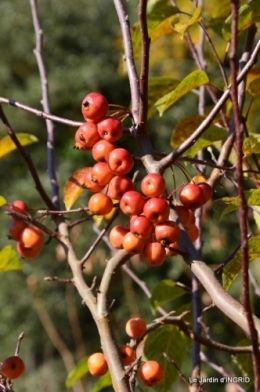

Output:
xmin=8 ymin=200 xmax=44 ymax=259
xmin=87 ymin=317 xmax=164 ymax=387
xmin=1 ymin=356 xmax=25 ymax=380
xmin=74 ymin=92 xmax=213 ymax=265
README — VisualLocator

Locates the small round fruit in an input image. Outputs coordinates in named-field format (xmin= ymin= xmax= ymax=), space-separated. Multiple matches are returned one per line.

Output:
xmin=87 ymin=353 xmax=108 ymax=377
xmin=97 ymin=116 xmax=123 ymax=142
xmin=119 ymin=345 xmax=135 ymax=366
xmin=130 ymin=215 xmax=154 ymax=240
xmin=143 ymin=198 xmax=170 ymax=223
xmin=141 ymin=173 xmax=166 ymax=198
xmin=154 ymin=220 xmax=181 ymax=245
xmin=166 ymin=242 xmax=180 ymax=256
xmin=191 ymin=174 xmax=207 ymax=184
xmin=74 ymin=122 xmax=100 ymax=150
xmin=179 ymin=184 xmax=204 ymax=210
xmin=186 ymin=224 xmax=200 ymax=242
xmin=123 ymin=232 xmax=145 ymax=254
xmin=142 ymin=242 xmax=166 ymax=266
xmin=92 ymin=140 xmax=116 ymax=162
xmin=20 ymin=226 xmax=44 ymax=249
xmin=139 ymin=360 xmax=164 ymax=387
xmin=1 ymin=356 xmax=25 ymax=379
xmin=91 ymin=162 xmax=114 ymax=186
xmin=81 ymin=92 xmax=108 ymax=123
xmin=174 ymin=205 xmax=195 ymax=228
xmin=88 ymin=193 xmax=113 ymax=216
xmin=125 ymin=318 xmax=147 ymax=339
xmin=8 ymin=220 xmax=29 ymax=241
xmin=108 ymin=148 xmax=134 ymax=176
xmin=10 ymin=200 xmax=28 ymax=220
xmin=109 ymin=225 xmax=129 ymax=249
xmin=198 ymin=182 xmax=213 ymax=204
xmin=83 ymin=168 xmax=105 ymax=192
xmin=120 ymin=191 xmax=145 ymax=216
xmin=17 ymin=242 xmax=42 ymax=259
xmin=108 ymin=175 xmax=134 ymax=200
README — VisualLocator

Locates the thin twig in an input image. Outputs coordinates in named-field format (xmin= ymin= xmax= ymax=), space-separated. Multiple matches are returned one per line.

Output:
xmin=14 ymin=332 xmax=25 ymax=356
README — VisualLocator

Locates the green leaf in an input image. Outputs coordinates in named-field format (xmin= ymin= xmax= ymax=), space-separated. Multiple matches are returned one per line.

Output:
xmin=91 ymin=372 xmax=112 ymax=392
xmin=147 ymin=0 xmax=179 ymax=30
xmin=0 ymin=196 xmax=7 ymax=207
xmin=231 ymin=340 xmax=254 ymax=388
xmin=222 ymin=0 xmax=260 ymax=41
xmin=155 ymin=70 xmax=209 ymax=116
xmin=247 ymin=78 xmax=260 ymax=98
xmin=0 ymin=134 xmax=38 ymax=158
xmin=222 ymin=237 xmax=260 ymax=290
xmin=252 ymin=206 xmax=260 ymax=232
xmin=148 ymin=77 xmax=180 ymax=118
xmin=0 ymin=246 xmax=22 ymax=272
xmin=170 ymin=7 xmax=202 ymax=39
xmin=65 ymin=356 xmax=89 ymax=388
xmin=185 ymin=126 xmax=227 ymax=157
xmin=150 ymin=280 xmax=188 ymax=313
xmin=243 ymin=134 xmax=260 ymax=156
xmin=144 ymin=325 xmax=188 ymax=392
xmin=213 ymin=189 xmax=260 ymax=221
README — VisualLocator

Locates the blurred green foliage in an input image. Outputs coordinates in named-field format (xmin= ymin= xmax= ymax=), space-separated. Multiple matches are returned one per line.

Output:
xmin=0 ymin=0 xmax=259 ymax=391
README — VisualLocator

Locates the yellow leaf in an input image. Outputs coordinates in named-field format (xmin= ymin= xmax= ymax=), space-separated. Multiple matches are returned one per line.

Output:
xmin=64 ymin=167 xmax=90 ymax=210
xmin=0 ymin=134 xmax=38 ymax=158
xmin=0 ymin=196 xmax=7 ymax=207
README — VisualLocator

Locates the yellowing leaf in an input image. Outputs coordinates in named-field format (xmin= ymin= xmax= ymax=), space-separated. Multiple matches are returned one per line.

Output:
xmin=223 ymin=237 xmax=260 ymax=290
xmin=243 ymin=134 xmax=260 ymax=156
xmin=148 ymin=77 xmax=180 ymax=118
xmin=222 ymin=0 xmax=260 ymax=41
xmin=0 ymin=246 xmax=22 ymax=272
xmin=247 ymin=78 xmax=260 ymax=98
xmin=0 ymin=134 xmax=38 ymax=158
xmin=0 ymin=196 xmax=7 ymax=207
xmin=170 ymin=7 xmax=202 ymax=39
xmin=246 ymin=67 xmax=260 ymax=88
xmin=213 ymin=189 xmax=260 ymax=221
xmin=171 ymin=115 xmax=205 ymax=148
xmin=155 ymin=70 xmax=209 ymax=116
xmin=185 ymin=126 xmax=227 ymax=157
xmin=64 ymin=167 xmax=90 ymax=210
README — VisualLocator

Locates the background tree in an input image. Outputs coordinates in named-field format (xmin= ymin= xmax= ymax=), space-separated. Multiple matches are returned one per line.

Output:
xmin=1 ymin=0 xmax=260 ymax=391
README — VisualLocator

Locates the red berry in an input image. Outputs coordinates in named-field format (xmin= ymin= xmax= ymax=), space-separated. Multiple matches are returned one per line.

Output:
xmin=8 ymin=220 xmax=28 ymax=241
xmin=83 ymin=168 xmax=105 ymax=192
xmin=198 ymin=182 xmax=213 ymax=203
xmin=125 ymin=318 xmax=147 ymax=339
xmin=143 ymin=198 xmax=170 ymax=223
xmin=174 ymin=205 xmax=195 ymax=228
xmin=154 ymin=220 xmax=181 ymax=245
xmin=74 ymin=122 xmax=100 ymax=150
xmin=91 ymin=162 xmax=114 ymax=187
xmin=130 ymin=215 xmax=154 ymax=240
xmin=17 ymin=242 xmax=42 ymax=259
xmin=1 ymin=356 xmax=25 ymax=379
xmin=20 ymin=226 xmax=44 ymax=249
xmin=97 ymin=116 xmax=123 ymax=142
xmin=108 ymin=148 xmax=134 ymax=176
xmin=87 ymin=353 xmax=108 ymax=377
xmin=92 ymin=140 xmax=116 ymax=162
xmin=179 ymin=184 xmax=204 ymax=210
xmin=10 ymin=200 xmax=28 ymax=220
xmin=109 ymin=225 xmax=129 ymax=249
xmin=81 ymin=92 xmax=108 ymax=123
xmin=123 ymin=232 xmax=145 ymax=254
xmin=141 ymin=173 xmax=166 ymax=198
xmin=88 ymin=193 xmax=113 ymax=216
xmin=139 ymin=360 xmax=164 ymax=387
xmin=108 ymin=175 xmax=134 ymax=200
xmin=120 ymin=191 xmax=145 ymax=216
xmin=142 ymin=242 xmax=166 ymax=266
xmin=119 ymin=345 xmax=135 ymax=366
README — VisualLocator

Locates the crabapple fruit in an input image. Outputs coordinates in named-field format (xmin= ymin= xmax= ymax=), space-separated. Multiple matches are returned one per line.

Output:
xmin=179 ymin=184 xmax=204 ymax=210
xmin=198 ymin=182 xmax=213 ymax=203
xmin=20 ymin=226 xmax=44 ymax=249
xmin=154 ymin=220 xmax=181 ymax=245
xmin=91 ymin=162 xmax=114 ymax=187
xmin=10 ymin=200 xmax=28 ymax=220
xmin=109 ymin=225 xmax=129 ymax=249
xmin=92 ymin=140 xmax=116 ymax=162
xmin=87 ymin=353 xmax=108 ymax=377
xmin=119 ymin=345 xmax=135 ymax=366
xmin=83 ymin=168 xmax=105 ymax=192
xmin=74 ymin=122 xmax=100 ymax=150
xmin=142 ymin=242 xmax=166 ymax=266
xmin=81 ymin=92 xmax=108 ymax=123
xmin=8 ymin=220 xmax=28 ymax=241
xmin=125 ymin=318 xmax=147 ymax=339
xmin=120 ymin=191 xmax=145 ymax=216
xmin=108 ymin=175 xmax=134 ymax=200
xmin=141 ymin=173 xmax=166 ymax=198
xmin=143 ymin=198 xmax=170 ymax=223
xmin=174 ymin=204 xmax=195 ymax=228
xmin=88 ymin=193 xmax=113 ymax=216
xmin=108 ymin=148 xmax=134 ymax=176
xmin=123 ymin=232 xmax=145 ymax=254
xmin=130 ymin=215 xmax=154 ymax=240
xmin=1 ymin=356 xmax=25 ymax=379
xmin=139 ymin=360 xmax=164 ymax=387
xmin=97 ymin=116 xmax=123 ymax=142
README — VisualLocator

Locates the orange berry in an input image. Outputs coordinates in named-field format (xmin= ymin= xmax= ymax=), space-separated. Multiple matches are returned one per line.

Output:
xmin=1 ymin=356 xmax=25 ymax=379
xmin=20 ymin=226 xmax=44 ymax=249
xmin=125 ymin=318 xmax=147 ymax=339
xmin=8 ymin=220 xmax=28 ymax=241
xmin=139 ymin=360 xmax=164 ymax=387
xmin=119 ymin=345 xmax=135 ymax=366
xmin=88 ymin=193 xmax=113 ymax=216
xmin=10 ymin=200 xmax=28 ymax=220
xmin=17 ymin=242 xmax=42 ymax=259
xmin=87 ymin=353 xmax=108 ymax=377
